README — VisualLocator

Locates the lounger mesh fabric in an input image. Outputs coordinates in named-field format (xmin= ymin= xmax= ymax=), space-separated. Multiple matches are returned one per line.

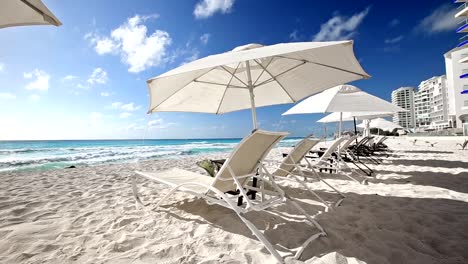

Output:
xmin=274 ymin=138 xmax=320 ymax=177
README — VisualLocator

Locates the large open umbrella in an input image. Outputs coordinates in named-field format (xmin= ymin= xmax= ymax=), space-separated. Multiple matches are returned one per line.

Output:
xmin=147 ymin=41 xmax=370 ymax=129
xmin=282 ymin=84 xmax=405 ymax=135
xmin=0 ymin=0 xmax=61 ymax=29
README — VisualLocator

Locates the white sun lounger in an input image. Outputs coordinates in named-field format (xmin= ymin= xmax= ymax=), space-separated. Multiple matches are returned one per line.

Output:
xmin=308 ymin=136 xmax=367 ymax=184
xmin=132 ymin=130 xmax=326 ymax=263
xmin=263 ymin=137 xmax=346 ymax=210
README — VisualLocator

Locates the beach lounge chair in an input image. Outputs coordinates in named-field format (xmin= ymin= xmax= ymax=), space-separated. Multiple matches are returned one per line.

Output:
xmin=132 ymin=130 xmax=326 ymax=263
xmin=264 ymin=137 xmax=346 ymax=210
xmin=306 ymin=137 xmax=365 ymax=184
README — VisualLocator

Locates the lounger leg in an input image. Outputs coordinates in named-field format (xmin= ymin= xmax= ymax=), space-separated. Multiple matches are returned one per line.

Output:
xmin=132 ymin=175 xmax=148 ymax=207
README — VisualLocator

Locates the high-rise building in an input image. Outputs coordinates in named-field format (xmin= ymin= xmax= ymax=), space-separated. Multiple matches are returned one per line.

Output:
xmin=391 ymin=87 xmax=415 ymax=129
xmin=416 ymin=76 xmax=451 ymax=130
xmin=445 ymin=0 xmax=468 ymax=135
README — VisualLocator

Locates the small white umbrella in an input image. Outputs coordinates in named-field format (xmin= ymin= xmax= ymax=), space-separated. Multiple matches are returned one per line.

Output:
xmin=0 ymin=0 xmax=61 ymax=29
xmin=357 ymin=117 xmax=402 ymax=132
xmin=147 ymin=41 xmax=370 ymax=129
xmin=282 ymin=84 xmax=406 ymax=135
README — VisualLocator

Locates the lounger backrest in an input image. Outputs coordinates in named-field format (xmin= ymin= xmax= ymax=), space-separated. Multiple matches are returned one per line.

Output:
xmin=317 ymin=137 xmax=347 ymax=162
xmin=211 ymin=130 xmax=289 ymax=193
xmin=274 ymin=138 xmax=320 ymax=177
xmin=340 ymin=135 xmax=358 ymax=150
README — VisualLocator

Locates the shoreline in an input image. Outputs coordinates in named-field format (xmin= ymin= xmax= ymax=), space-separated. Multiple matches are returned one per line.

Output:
xmin=0 ymin=138 xmax=467 ymax=263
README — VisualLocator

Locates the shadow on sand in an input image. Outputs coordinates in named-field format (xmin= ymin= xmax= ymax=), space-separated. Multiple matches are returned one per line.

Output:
xmin=389 ymin=159 xmax=468 ymax=169
xmin=374 ymin=170 xmax=468 ymax=194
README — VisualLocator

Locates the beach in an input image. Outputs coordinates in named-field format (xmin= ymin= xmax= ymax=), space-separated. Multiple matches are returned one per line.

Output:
xmin=0 ymin=136 xmax=468 ymax=263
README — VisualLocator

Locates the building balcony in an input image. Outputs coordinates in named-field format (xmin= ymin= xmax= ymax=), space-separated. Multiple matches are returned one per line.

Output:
xmin=456 ymin=19 xmax=468 ymax=33
xmin=460 ymin=69 xmax=468 ymax=78
xmin=454 ymin=0 xmax=468 ymax=3
xmin=455 ymin=3 xmax=468 ymax=18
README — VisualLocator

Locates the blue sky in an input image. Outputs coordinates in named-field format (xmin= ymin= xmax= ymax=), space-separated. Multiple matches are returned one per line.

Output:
xmin=0 ymin=0 xmax=460 ymax=140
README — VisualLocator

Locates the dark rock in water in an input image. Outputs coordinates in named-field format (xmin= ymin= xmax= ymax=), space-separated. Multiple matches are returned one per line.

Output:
xmin=65 ymin=165 xmax=76 ymax=169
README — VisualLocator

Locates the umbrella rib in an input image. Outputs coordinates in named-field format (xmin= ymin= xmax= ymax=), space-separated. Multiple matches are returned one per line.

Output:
xmin=253 ymin=59 xmax=296 ymax=103
xmin=216 ymin=62 xmax=241 ymax=114
xmin=219 ymin=66 xmax=249 ymax=88
xmin=276 ymin=55 xmax=368 ymax=78
xmin=254 ymin=61 xmax=306 ymax=87
xmin=193 ymin=80 xmax=246 ymax=89
xmin=147 ymin=67 xmax=218 ymax=113
xmin=252 ymin=57 xmax=275 ymax=86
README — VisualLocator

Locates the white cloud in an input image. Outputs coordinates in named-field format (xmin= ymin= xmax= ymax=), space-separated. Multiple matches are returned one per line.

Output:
xmin=289 ymin=30 xmax=300 ymax=41
xmin=0 ymin=92 xmax=16 ymax=100
xmin=62 ymin=75 xmax=77 ymax=81
xmin=87 ymin=68 xmax=108 ymax=85
xmin=312 ymin=7 xmax=370 ymax=41
xmin=0 ymin=62 xmax=4 ymax=72
xmin=121 ymin=102 xmax=141 ymax=111
xmin=200 ymin=33 xmax=211 ymax=44
xmin=110 ymin=102 xmax=141 ymax=112
xmin=385 ymin=35 xmax=404 ymax=44
xmin=120 ymin=112 xmax=132 ymax=118
xmin=111 ymin=102 xmax=123 ymax=108
xmin=416 ymin=4 xmax=458 ymax=34
xmin=87 ymin=15 xmax=171 ymax=73
xmin=148 ymin=118 xmax=176 ymax=129
xmin=389 ymin=19 xmax=400 ymax=27
xmin=100 ymin=92 xmax=110 ymax=97
xmin=28 ymin=94 xmax=40 ymax=102
xmin=24 ymin=69 xmax=50 ymax=91
xmin=194 ymin=0 xmax=235 ymax=19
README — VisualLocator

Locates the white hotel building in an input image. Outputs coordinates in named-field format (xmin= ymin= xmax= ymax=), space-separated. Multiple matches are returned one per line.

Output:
xmin=391 ymin=87 xmax=415 ymax=129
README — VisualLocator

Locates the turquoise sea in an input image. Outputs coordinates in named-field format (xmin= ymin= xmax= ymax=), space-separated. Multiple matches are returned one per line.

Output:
xmin=0 ymin=138 xmax=302 ymax=172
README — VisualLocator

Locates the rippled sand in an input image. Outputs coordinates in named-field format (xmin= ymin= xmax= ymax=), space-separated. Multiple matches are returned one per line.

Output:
xmin=0 ymin=137 xmax=467 ymax=263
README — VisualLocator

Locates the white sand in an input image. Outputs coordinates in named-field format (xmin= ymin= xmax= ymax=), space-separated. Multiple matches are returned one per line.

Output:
xmin=0 ymin=137 xmax=467 ymax=263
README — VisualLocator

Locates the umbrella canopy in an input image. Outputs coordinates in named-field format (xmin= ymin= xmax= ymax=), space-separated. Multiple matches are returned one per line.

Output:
xmin=282 ymin=84 xmax=405 ymax=135
xmin=317 ymin=111 xmax=394 ymax=123
xmin=147 ymin=41 xmax=370 ymax=129
xmin=0 ymin=0 xmax=61 ymax=29
xmin=282 ymin=84 xmax=404 ymax=115
xmin=357 ymin=118 xmax=402 ymax=132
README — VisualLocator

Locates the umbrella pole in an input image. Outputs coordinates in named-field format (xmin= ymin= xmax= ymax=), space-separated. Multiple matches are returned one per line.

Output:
xmin=339 ymin=112 xmax=343 ymax=136
xmin=353 ymin=117 xmax=358 ymax=144
xmin=245 ymin=61 xmax=258 ymax=130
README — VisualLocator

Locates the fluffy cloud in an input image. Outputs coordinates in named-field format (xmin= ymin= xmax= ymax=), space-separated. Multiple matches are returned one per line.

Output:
xmin=415 ymin=4 xmax=458 ymax=34
xmin=121 ymin=102 xmax=141 ymax=111
xmin=312 ymin=7 xmax=370 ymax=41
xmin=0 ymin=62 xmax=4 ymax=72
xmin=194 ymin=0 xmax=235 ymax=19
xmin=86 ymin=15 xmax=171 ymax=73
xmin=111 ymin=102 xmax=141 ymax=112
xmin=87 ymin=68 xmax=108 ymax=85
xmin=200 ymin=33 xmax=211 ymax=44
xmin=148 ymin=118 xmax=176 ymax=129
xmin=120 ymin=112 xmax=132 ymax=118
xmin=0 ymin=92 xmax=16 ymax=100
xmin=24 ymin=69 xmax=50 ymax=91
xmin=100 ymin=92 xmax=110 ymax=97
xmin=385 ymin=35 xmax=404 ymax=44
xmin=62 ymin=75 xmax=77 ymax=81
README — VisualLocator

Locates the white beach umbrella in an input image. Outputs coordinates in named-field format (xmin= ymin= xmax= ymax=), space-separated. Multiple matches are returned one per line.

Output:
xmin=147 ymin=41 xmax=370 ymax=129
xmin=282 ymin=84 xmax=405 ymax=135
xmin=357 ymin=117 xmax=402 ymax=132
xmin=0 ymin=0 xmax=61 ymax=29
